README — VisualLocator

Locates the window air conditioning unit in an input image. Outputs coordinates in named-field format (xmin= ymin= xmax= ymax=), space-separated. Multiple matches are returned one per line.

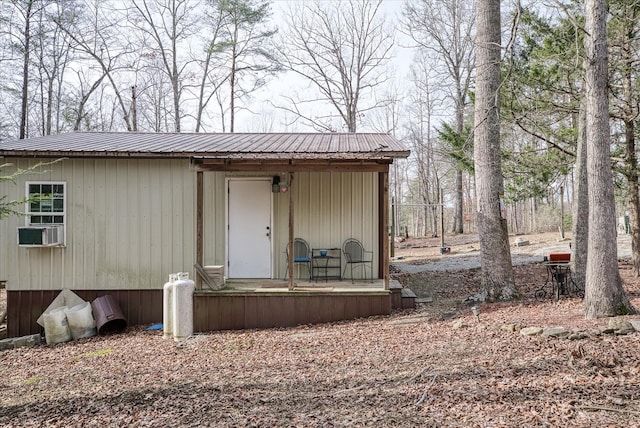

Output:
xmin=17 ymin=226 xmax=64 ymax=247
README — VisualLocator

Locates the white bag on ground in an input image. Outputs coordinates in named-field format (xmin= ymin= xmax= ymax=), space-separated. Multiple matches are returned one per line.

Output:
xmin=65 ymin=302 xmax=97 ymax=339
xmin=43 ymin=306 xmax=71 ymax=345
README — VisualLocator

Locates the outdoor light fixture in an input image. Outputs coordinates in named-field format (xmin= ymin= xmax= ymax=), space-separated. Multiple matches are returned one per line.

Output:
xmin=272 ymin=175 xmax=289 ymax=192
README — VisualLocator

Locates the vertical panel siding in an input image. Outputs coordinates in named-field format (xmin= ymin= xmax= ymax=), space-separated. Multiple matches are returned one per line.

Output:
xmin=0 ymin=163 xmax=21 ymax=288
xmin=202 ymin=172 xmax=226 ymax=267
xmin=1 ymin=164 xmax=379 ymax=290
xmin=279 ymin=171 xmax=378 ymax=280
xmin=0 ymin=158 xmax=196 ymax=291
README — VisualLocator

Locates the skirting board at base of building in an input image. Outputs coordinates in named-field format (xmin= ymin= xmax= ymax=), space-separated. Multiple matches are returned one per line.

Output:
xmin=6 ymin=289 xmax=392 ymax=338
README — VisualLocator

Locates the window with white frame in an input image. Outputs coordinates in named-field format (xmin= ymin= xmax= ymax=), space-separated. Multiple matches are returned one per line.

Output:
xmin=25 ymin=182 xmax=66 ymax=225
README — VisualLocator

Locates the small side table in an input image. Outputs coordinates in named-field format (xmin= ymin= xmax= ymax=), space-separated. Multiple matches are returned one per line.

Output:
xmin=535 ymin=261 xmax=583 ymax=300
xmin=311 ymin=248 xmax=342 ymax=282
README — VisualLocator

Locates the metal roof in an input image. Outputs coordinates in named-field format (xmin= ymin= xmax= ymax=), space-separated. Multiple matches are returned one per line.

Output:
xmin=0 ymin=132 xmax=410 ymax=160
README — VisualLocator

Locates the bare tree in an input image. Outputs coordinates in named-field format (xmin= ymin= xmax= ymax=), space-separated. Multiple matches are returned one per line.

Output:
xmin=367 ymin=85 xmax=402 ymax=136
xmin=3 ymin=0 xmax=39 ymax=139
xmin=274 ymin=0 xmax=394 ymax=132
xmin=56 ymin=0 xmax=135 ymax=131
xmin=403 ymin=0 xmax=475 ymax=234
xmin=69 ymin=69 xmax=108 ymax=131
xmin=33 ymin=3 xmax=73 ymax=135
xmin=473 ymin=0 xmax=517 ymax=301
xmin=368 ymin=84 xmax=408 ymax=236
xmin=128 ymin=0 xmax=201 ymax=132
xmin=136 ymin=65 xmax=174 ymax=132
xmin=583 ymin=0 xmax=635 ymax=318
xmin=2 ymin=1 xmax=76 ymax=137
xmin=406 ymin=55 xmax=443 ymax=237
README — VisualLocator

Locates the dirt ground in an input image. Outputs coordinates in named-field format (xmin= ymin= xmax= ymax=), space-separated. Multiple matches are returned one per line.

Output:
xmin=1 ymin=233 xmax=640 ymax=427
xmin=391 ymin=231 xmax=637 ymax=325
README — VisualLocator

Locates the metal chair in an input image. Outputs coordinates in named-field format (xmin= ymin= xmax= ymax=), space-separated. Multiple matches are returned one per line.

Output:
xmin=342 ymin=238 xmax=373 ymax=283
xmin=284 ymin=238 xmax=312 ymax=280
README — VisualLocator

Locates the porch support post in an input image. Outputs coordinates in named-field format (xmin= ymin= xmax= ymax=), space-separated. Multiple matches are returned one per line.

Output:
xmin=287 ymin=172 xmax=295 ymax=290
xmin=196 ymin=171 xmax=203 ymax=290
xmin=379 ymin=169 xmax=390 ymax=290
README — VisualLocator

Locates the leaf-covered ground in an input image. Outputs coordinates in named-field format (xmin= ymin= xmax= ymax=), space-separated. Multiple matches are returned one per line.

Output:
xmin=2 ymin=235 xmax=640 ymax=427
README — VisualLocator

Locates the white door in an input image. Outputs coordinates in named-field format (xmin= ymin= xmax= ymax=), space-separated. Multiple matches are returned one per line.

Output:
xmin=227 ymin=179 xmax=272 ymax=278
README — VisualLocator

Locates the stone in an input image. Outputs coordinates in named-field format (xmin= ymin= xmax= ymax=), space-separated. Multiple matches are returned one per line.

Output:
xmin=587 ymin=328 xmax=602 ymax=337
xmin=542 ymin=327 xmax=570 ymax=338
xmin=567 ymin=331 xmax=588 ymax=340
xmin=608 ymin=319 xmax=635 ymax=335
xmin=514 ymin=237 xmax=530 ymax=247
xmin=452 ymin=320 xmax=467 ymax=329
xmin=12 ymin=334 xmax=41 ymax=348
xmin=0 ymin=338 xmax=14 ymax=351
xmin=520 ymin=327 xmax=543 ymax=336
xmin=501 ymin=324 xmax=516 ymax=332
xmin=0 ymin=334 xmax=42 ymax=351
xmin=500 ymin=323 xmax=521 ymax=333
xmin=630 ymin=319 xmax=640 ymax=332
xmin=608 ymin=318 xmax=635 ymax=335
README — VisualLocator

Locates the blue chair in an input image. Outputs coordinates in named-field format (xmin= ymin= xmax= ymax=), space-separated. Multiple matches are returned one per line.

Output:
xmin=284 ymin=238 xmax=311 ymax=280
xmin=342 ymin=238 xmax=373 ymax=283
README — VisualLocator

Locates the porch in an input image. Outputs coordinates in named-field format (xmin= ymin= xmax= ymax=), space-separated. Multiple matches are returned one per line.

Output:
xmin=209 ymin=278 xmax=385 ymax=292
xmin=193 ymin=278 xmax=393 ymax=331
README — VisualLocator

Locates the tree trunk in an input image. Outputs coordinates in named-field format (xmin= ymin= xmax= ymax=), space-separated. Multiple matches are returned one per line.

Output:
xmin=45 ymin=70 xmax=54 ymax=135
xmin=131 ymin=85 xmax=138 ymax=132
xmin=473 ymin=0 xmax=517 ymax=301
xmin=583 ymin=0 xmax=636 ymax=318
xmin=453 ymin=169 xmax=463 ymax=233
xmin=19 ymin=0 xmax=34 ymax=139
xmin=230 ymin=43 xmax=236 ymax=133
xmin=571 ymin=97 xmax=588 ymax=291
xmin=621 ymin=17 xmax=640 ymax=277
xmin=627 ymin=140 xmax=640 ymax=277
xmin=171 ymin=1 xmax=180 ymax=133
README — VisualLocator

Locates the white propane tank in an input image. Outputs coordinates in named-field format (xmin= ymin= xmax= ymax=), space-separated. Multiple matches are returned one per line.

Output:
xmin=172 ymin=272 xmax=194 ymax=342
xmin=163 ymin=273 xmax=178 ymax=339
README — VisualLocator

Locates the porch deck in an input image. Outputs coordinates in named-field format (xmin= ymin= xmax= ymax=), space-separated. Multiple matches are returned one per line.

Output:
xmin=201 ymin=278 xmax=387 ymax=293
xmin=193 ymin=278 xmax=392 ymax=332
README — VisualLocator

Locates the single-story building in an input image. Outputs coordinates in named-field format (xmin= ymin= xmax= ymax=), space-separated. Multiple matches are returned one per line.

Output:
xmin=0 ymin=132 xmax=410 ymax=338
